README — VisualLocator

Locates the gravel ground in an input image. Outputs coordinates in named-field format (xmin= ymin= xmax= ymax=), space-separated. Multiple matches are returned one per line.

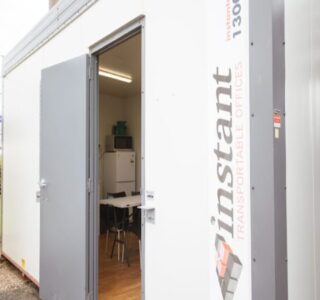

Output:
xmin=0 ymin=257 xmax=39 ymax=300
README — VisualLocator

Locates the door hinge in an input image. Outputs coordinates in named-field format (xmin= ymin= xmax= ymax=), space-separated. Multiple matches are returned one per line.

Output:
xmin=87 ymin=178 xmax=93 ymax=194
xmin=88 ymin=56 xmax=96 ymax=80
xmin=88 ymin=62 xmax=93 ymax=80
xmin=86 ymin=292 xmax=93 ymax=300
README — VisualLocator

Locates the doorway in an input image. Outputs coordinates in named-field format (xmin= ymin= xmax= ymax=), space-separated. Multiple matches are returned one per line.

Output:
xmin=95 ymin=30 xmax=143 ymax=300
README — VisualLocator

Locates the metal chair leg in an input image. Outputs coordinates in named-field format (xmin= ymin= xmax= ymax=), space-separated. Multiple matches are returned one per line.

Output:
xmin=106 ymin=230 xmax=109 ymax=253
xmin=122 ymin=231 xmax=126 ymax=263
xmin=125 ymin=232 xmax=130 ymax=267
xmin=139 ymin=239 xmax=141 ymax=270
xmin=111 ymin=232 xmax=117 ymax=258
xmin=117 ymin=230 xmax=121 ymax=261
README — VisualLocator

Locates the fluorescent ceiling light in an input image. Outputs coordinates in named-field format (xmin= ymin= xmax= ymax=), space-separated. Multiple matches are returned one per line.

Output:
xmin=99 ymin=68 xmax=132 ymax=83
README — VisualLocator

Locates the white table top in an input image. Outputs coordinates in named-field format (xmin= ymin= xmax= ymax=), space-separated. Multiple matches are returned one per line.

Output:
xmin=100 ymin=195 xmax=141 ymax=208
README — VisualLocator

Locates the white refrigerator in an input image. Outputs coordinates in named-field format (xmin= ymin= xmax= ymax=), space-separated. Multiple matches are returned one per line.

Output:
xmin=103 ymin=151 xmax=136 ymax=197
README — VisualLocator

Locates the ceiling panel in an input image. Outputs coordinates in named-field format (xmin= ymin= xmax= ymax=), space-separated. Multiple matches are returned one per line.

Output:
xmin=99 ymin=33 xmax=141 ymax=98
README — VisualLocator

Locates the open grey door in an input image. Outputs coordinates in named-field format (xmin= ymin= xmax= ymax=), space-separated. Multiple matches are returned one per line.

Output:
xmin=40 ymin=55 xmax=90 ymax=300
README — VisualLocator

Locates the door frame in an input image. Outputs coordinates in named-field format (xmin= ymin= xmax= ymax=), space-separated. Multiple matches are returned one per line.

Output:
xmin=88 ymin=16 xmax=146 ymax=300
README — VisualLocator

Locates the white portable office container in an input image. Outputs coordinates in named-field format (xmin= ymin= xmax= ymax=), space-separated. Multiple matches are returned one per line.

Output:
xmin=0 ymin=0 xmax=319 ymax=299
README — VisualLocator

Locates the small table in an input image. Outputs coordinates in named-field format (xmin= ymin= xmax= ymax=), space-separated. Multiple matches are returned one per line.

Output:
xmin=100 ymin=195 xmax=141 ymax=208
xmin=100 ymin=195 xmax=141 ymax=266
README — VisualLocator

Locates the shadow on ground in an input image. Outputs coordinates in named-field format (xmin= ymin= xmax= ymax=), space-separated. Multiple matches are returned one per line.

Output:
xmin=0 ymin=257 xmax=39 ymax=300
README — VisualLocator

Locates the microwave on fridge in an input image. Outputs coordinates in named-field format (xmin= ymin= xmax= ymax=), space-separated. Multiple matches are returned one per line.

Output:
xmin=106 ymin=135 xmax=133 ymax=151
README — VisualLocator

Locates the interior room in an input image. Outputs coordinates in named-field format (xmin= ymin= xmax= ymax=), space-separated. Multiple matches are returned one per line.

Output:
xmin=98 ymin=33 xmax=142 ymax=300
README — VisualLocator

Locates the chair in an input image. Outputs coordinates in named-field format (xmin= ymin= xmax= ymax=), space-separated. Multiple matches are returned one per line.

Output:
xmin=105 ymin=191 xmax=127 ymax=261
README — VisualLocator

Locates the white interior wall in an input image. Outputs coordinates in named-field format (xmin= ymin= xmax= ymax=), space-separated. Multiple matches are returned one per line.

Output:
xmin=2 ymin=0 xmax=143 ymax=282
xmin=99 ymin=94 xmax=125 ymax=152
xmin=286 ymin=0 xmax=320 ymax=299
xmin=124 ymin=94 xmax=141 ymax=192
xmin=99 ymin=93 xmax=141 ymax=197
xmin=99 ymin=93 xmax=125 ymax=197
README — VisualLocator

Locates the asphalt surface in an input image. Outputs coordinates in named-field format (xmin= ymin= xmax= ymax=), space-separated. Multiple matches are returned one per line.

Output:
xmin=0 ymin=257 xmax=39 ymax=300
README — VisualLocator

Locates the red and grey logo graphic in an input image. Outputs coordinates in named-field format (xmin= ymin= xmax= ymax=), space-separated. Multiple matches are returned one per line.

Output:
xmin=215 ymin=234 xmax=243 ymax=300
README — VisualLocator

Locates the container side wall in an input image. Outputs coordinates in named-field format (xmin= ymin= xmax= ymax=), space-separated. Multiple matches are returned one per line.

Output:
xmin=143 ymin=1 xmax=210 ymax=299
xmin=2 ymin=0 xmax=143 ymax=281
xmin=207 ymin=0 xmax=252 ymax=299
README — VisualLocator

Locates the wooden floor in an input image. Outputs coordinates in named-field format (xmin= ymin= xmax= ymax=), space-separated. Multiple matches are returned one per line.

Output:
xmin=99 ymin=233 xmax=141 ymax=300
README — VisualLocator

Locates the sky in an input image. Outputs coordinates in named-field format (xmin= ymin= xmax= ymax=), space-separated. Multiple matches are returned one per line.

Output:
xmin=0 ymin=0 xmax=47 ymax=105
xmin=0 ymin=0 xmax=48 ymax=56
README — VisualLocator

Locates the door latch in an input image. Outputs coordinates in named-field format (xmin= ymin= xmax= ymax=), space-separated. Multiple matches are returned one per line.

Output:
xmin=39 ymin=179 xmax=47 ymax=188
xmin=38 ymin=179 xmax=48 ymax=201
xmin=139 ymin=206 xmax=155 ymax=224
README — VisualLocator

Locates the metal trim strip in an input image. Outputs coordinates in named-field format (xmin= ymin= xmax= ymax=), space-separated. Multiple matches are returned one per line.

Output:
xmin=249 ymin=0 xmax=287 ymax=299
